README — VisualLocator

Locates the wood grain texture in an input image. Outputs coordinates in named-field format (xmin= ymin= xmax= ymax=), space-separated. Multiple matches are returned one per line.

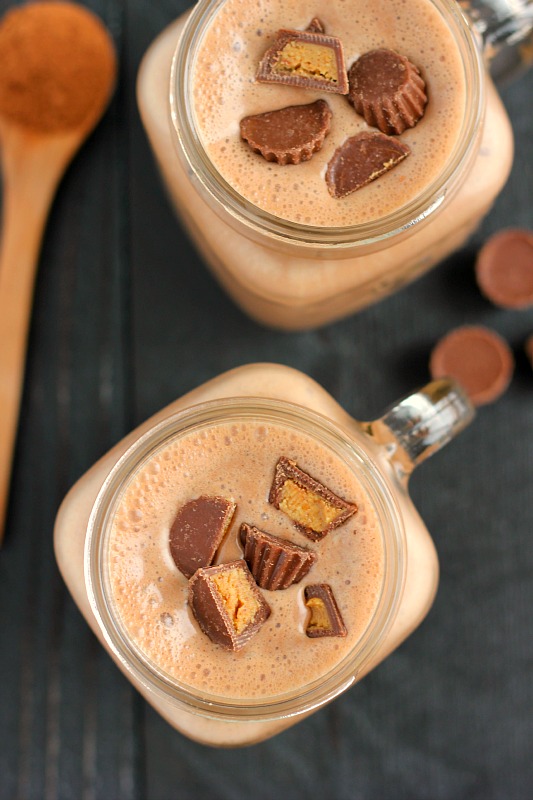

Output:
xmin=0 ymin=0 xmax=532 ymax=798
xmin=0 ymin=123 xmax=97 ymax=544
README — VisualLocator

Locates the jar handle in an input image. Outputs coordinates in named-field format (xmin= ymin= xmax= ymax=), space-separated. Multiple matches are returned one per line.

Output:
xmin=363 ymin=379 xmax=475 ymax=479
xmin=460 ymin=0 xmax=533 ymax=82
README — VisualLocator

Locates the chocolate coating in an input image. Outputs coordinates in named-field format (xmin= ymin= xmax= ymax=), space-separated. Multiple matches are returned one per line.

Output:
xmin=326 ymin=131 xmax=410 ymax=199
xmin=240 ymin=99 xmax=332 ymax=165
xmin=429 ymin=325 xmax=514 ymax=406
xmin=475 ymin=229 xmax=533 ymax=309
xmin=169 ymin=496 xmax=236 ymax=578
xmin=239 ymin=523 xmax=317 ymax=590
xmin=347 ymin=48 xmax=427 ymax=135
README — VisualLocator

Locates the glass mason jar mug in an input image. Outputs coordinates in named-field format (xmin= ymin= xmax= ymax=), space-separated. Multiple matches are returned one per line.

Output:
xmin=137 ymin=0 xmax=532 ymax=330
xmin=54 ymin=364 xmax=474 ymax=747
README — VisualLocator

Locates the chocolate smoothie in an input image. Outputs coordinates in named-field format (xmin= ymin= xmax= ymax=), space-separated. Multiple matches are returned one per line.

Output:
xmin=107 ymin=417 xmax=384 ymax=700
xmin=191 ymin=0 xmax=467 ymax=226
xmin=56 ymin=364 xmax=473 ymax=744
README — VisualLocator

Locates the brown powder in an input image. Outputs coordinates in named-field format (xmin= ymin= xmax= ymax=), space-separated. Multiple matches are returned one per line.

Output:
xmin=0 ymin=1 xmax=116 ymax=133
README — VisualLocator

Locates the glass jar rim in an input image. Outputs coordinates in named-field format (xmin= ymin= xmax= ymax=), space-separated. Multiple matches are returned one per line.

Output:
xmin=85 ymin=396 xmax=406 ymax=722
xmin=169 ymin=0 xmax=485 ymax=249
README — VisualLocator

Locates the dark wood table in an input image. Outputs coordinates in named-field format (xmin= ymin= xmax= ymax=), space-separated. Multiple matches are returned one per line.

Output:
xmin=1 ymin=1 xmax=532 ymax=798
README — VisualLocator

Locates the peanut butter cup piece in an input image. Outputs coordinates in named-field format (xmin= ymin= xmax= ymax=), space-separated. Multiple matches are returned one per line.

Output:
xmin=269 ymin=456 xmax=357 ymax=541
xmin=240 ymin=99 xmax=332 ymax=165
xmin=326 ymin=131 xmax=410 ymax=199
xmin=429 ymin=325 xmax=514 ymax=406
xmin=348 ymin=48 xmax=427 ymax=135
xmin=239 ymin=523 xmax=317 ymax=590
xmin=189 ymin=560 xmax=271 ymax=651
xmin=475 ymin=229 xmax=533 ymax=309
xmin=304 ymin=584 xmax=347 ymax=638
xmin=257 ymin=28 xmax=348 ymax=94
xmin=169 ymin=496 xmax=236 ymax=579
xmin=306 ymin=17 xmax=325 ymax=34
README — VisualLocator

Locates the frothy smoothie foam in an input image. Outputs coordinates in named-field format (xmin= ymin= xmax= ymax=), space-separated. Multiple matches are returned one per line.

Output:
xmin=108 ymin=418 xmax=384 ymax=700
xmin=191 ymin=0 xmax=467 ymax=226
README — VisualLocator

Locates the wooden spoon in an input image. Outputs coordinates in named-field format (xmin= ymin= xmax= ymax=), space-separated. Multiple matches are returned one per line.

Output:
xmin=0 ymin=3 xmax=117 ymax=543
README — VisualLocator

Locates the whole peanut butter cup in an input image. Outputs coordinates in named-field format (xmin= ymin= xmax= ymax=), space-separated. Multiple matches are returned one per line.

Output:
xmin=257 ymin=28 xmax=348 ymax=94
xmin=475 ymin=229 xmax=533 ymax=309
xmin=429 ymin=325 xmax=514 ymax=406
xmin=240 ymin=99 xmax=332 ymax=165
xmin=239 ymin=523 xmax=317 ymax=590
xmin=348 ymin=48 xmax=427 ymax=135
xmin=326 ymin=131 xmax=410 ymax=199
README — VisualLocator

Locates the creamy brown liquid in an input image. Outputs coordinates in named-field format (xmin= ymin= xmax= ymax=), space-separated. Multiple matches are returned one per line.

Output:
xmin=108 ymin=418 xmax=384 ymax=700
xmin=191 ymin=0 xmax=468 ymax=227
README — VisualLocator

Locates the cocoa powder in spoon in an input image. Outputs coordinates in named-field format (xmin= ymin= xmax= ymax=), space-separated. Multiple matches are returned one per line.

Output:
xmin=0 ymin=1 xmax=116 ymax=133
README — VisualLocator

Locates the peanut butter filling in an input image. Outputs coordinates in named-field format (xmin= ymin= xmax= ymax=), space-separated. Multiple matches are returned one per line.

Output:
xmin=305 ymin=597 xmax=332 ymax=632
xmin=278 ymin=479 xmax=342 ymax=532
xmin=274 ymin=41 xmax=339 ymax=83
xmin=212 ymin=569 xmax=262 ymax=634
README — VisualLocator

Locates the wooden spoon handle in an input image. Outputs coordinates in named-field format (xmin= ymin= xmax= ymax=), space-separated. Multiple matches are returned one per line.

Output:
xmin=0 ymin=126 xmax=77 ymax=542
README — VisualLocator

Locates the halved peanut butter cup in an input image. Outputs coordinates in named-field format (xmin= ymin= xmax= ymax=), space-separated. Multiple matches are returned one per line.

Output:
xmin=240 ymin=99 xmax=332 ymax=165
